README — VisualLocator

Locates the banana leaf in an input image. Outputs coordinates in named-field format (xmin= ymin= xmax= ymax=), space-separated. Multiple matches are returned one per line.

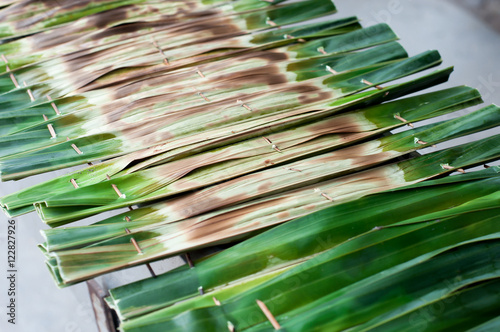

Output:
xmin=245 ymin=240 xmax=500 ymax=332
xmin=41 ymin=137 xmax=500 ymax=285
xmin=0 ymin=41 xmax=404 ymax=157
xmin=104 ymin=167 xmax=500 ymax=320
xmin=0 ymin=67 xmax=457 ymax=216
xmin=0 ymin=0 xmax=292 ymax=67
xmin=121 ymin=220 xmax=500 ymax=331
xmin=0 ymin=17 xmax=366 ymax=130
xmin=1 ymin=13 xmax=357 ymax=97
xmin=0 ymin=0 xmax=288 ymax=40
xmin=1 ymin=2 xmax=499 ymax=331
xmin=33 ymin=103 xmax=498 ymax=227
xmin=361 ymin=278 xmax=500 ymax=332
xmin=1 ymin=0 xmax=338 ymax=73
xmin=0 ymin=38 xmax=404 ymax=138
xmin=0 ymin=49 xmax=442 ymax=180
xmin=468 ymin=316 xmax=500 ymax=332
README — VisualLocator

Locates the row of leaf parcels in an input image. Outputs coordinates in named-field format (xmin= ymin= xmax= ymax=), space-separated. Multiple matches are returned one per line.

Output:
xmin=103 ymin=167 xmax=500 ymax=331
xmin=3 ymin=10 xmax=464 ymax=228
xmin=41 ymin=129 xmax=500 ymax=286
xmin=0 ymin=38 xmax=468 ymax=219
xmin=7 ymin=43 xmax=500 ymax=285
xmin=5 ymin=35 xmax=500 ymax=284
xmin=38 ymin=98 xmax=500 ymax=246
xmin=0 ymin=34 xmax=411 ymax=214
xmin=0 ymin=19 xmax=400 ymax=180
xmin=9 ymin=83 xmax=488 ymax=223
xmin=0 ymin=25 xmax=401 ymax=139
xmin=0 ymin=0 xmax=341 ymax=98
xmin=0 ymin=24 xmax=432 ymax=219
xmin=0 ymin=0 xmax=342 ymax=142
xmin=0 ymin=2 xmax=499 ymax=331
xmin=35 ymin=87 xmax=489 ymax=244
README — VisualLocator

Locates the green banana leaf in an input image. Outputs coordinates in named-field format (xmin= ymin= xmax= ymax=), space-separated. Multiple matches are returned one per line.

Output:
xmin=0 ymin=67 xmax=457 ymax=217
xmin=0 ymin=38 xmax=404 ymax=140
xmin=122 ymin=221 xmax=500 ymax=331
xmin=34 ymin=102 xmax=498 ymax=228
xmin=42 ymin=142 xmax=500 ymax=285
xmin=245 ymin=240 xmax=500 ymax=332
xmin=104 ymin=167 xmax=500 ymax=320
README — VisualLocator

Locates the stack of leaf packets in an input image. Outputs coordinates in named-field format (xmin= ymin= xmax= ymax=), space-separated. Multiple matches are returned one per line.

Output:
xmin=0 ymin=1 xmax=499 ymax=330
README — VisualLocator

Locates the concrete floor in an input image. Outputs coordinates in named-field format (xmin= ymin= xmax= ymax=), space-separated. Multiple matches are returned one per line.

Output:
xmin=0 ymin=1 xmax=499 ymax=331
xmin=454 ymin=0 xmax=500 ymax=32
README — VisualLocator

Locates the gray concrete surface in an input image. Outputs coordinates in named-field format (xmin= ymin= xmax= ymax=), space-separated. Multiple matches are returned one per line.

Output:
xmin=454 ymin=0 xmax=500 ymax=32
xmin=1 ymin=1 xmax=499 ymax=331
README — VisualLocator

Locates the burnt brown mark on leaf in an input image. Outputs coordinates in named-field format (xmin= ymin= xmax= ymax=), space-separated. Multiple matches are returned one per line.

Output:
xmin=101 ymin=99 xmax=129 ymax=124
xmin=277 ymin=211 xmax=291 ymax=219
xmin=91 ymin=10 xmax=239 ymax=44
xmin=91 ymin=5 xmax=130 ymax=29
xmin=257 ymin=181 xmax=273 ymax=193
xmin=112 ymin=50 xmax=290 ymax=99
xmin=183 ymin=196 xmax=288 ymax=243
xmin=90 ymin=21 xmax=156 ymax=41
xmin=103 ymin=0 xmax=203 ymax=35
xmin=154 ymin=156 xmax=208 ymax=179
xmin=30 ymin=5 xmax=130 ymax=49
xmin=343 ymin=166 xmax=397 ymax=191
xmin=31 ymin=24 xmax=86 ymax=50
xmin=113 ymin=81 xmax=149 ymax=100
xmin=62 ymin=45 xmax=112 ymax=73
xmin=215 ymin=65 xmax=289 ymax=87
xmin=178 ymin=192 xmax=249 ymax=221
xmin=175 ymin=19 xmax=242 ymax=39
xmin=199 ymin=50 xmax=289 ymax=75
xmin=89 ymin=14 xmax=195 ymax=42
xmin=252 ymin=50 xmax=289 ymax=63
xmin=109 ymin=92 xmax=232 ymax=132
xmin=173 ymin=170 xmax=275 ymax=220
xmin=304 ymin=204 xmax=317 ymax=210
xmin=0 ymin=0 xmax=59 ymax=22
xmin=308 ymin=115 xmax=364 ymax=134
xmin=236 ymin=81 xmax=334 ymax=113
xmin=305 ymin=143 xmax=392 ymax=169
xmin=293 ymin=84 xmax=334 ymax=104
xmin=33 ymin=0 xmax=56 ymax=4
xmin=111 ymin=69 xmax=184 ymax=99
xmin=88 ymin=4 xmax=199 ymax=42
xmin=74 ymin=17 xmax=243 ymax=90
